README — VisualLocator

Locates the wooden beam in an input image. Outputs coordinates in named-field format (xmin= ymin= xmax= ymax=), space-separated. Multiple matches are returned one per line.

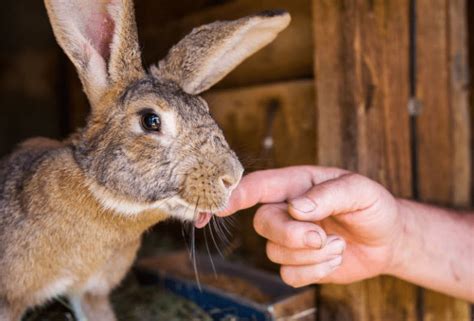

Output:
xmin=416 ymin=0 xmax=471 ymax=320
xmin=312 ymin=0 xmax=416 ymax=320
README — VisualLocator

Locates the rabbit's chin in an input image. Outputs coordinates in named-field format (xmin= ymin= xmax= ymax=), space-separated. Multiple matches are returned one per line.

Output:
xmin=164 ymin=197 xmax=219 ymax=228
xmin=87 ymin=178 xmax=220 ymax=228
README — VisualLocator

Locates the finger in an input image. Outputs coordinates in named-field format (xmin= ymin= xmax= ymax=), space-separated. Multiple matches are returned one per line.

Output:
xmin=253 ymin=204 xmax=327 ymax=249
xmin=280 ymin=258 xmax=343 ymax=288
xmin=266 ymin=235 xmax=345 ymax=265
xmin=288 ymin=172 xmax=381 ymax=221
xmin=218 ymin=166 xmax=349 ymax=216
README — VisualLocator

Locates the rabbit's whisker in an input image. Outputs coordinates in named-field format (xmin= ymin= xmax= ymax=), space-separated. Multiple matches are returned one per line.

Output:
xmin=191 ymin=197 xmax=202 ymax=291
xmin=224 ymin=215 xmax=237 ymax=227
xmin=181 ymin=225 xmax=193 ymax=263
xmin=203 ymin=226 xmax=217 ymax=277
xmin=214 ymin=217 xmax=231 ymax=246
xmin=217 ymin=216 xmax=233 ymax=240
xmin=209 ymin=216 xmax=225 ymax=258
xmin=179 ymin=199 xmax=194 ymax=261
xmin=210 ymin=201 xmax=232 ymax=246
xmin=209 ymin=201 xmax=231 ymax=255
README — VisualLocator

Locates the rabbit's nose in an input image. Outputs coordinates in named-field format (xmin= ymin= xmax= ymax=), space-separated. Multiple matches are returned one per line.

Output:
xmin=219 ymin=174 xmax=238 ymax=190
xmin=216 ymin=156 xmax=243 ymax=191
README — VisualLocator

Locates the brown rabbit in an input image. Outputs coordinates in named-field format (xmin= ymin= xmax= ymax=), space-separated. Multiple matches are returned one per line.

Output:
xmin=0 ymin=1 xmax=290 ymax=320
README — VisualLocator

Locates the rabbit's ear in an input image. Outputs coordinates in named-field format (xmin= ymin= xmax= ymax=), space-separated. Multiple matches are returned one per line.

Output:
xmin=154 ymin=10 xmax=291 ymax=95
xmin=45 ymin=0 xmax=144 ymax=105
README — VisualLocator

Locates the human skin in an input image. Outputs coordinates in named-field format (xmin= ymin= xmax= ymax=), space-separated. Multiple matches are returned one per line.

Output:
xmin=217 ymin=166 xmax=474 ymax=302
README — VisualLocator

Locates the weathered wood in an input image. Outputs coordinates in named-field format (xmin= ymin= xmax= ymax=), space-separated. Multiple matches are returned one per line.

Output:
xmin=140 ymin=0 xmax=313 ymax=89
xmin=205 ymin=80 xmax=316 ymax=168
xmin=312 ymin=0 xmax=416 ymax=320
xmin=416 ymin=0 xmax=471 ymax=320
xmin=204 ymin=80 xmax=316 ymax=268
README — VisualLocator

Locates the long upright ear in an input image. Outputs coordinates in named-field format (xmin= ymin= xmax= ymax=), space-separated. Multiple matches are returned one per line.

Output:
xmin=153 ymin=10 xmax=291 ymax=95
xmin=45 ymin=0 xmax=144 ymax=105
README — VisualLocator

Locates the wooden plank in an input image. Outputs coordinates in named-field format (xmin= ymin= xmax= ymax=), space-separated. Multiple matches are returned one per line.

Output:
xmin=447 ymin=0 xmax=470 ymax=207
xmin=469 ymin=0 xmax=474 ymax=206
xmin=312 ymin=0 xmax=417 ymax=320
xmin=204 ymin=80 xmax=316 ymax=268
xmin=416 ymin=0 xmax=471 ymax=320
xmin=140 ymin=0 xmax=313 ymax=89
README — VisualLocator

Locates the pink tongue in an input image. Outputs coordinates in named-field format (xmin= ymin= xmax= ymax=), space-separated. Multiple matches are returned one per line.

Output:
xmin=194 ymin=212 xmax=212 ymax=229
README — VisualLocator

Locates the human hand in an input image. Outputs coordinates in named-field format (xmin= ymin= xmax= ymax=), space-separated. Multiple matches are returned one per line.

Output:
xmin=218 ymin=166 xmax=404 ymax=287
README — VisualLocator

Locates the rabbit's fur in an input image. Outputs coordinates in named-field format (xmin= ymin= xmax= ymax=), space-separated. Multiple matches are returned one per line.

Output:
xmin=0 ymin=1 xmax=290 ymax=320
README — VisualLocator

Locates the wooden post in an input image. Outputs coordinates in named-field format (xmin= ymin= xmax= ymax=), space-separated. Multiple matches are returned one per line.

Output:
xmin=416 ymin=0 xmax=471 ymax=320
xmin=312 ymin=0 xmax=417 ymax=320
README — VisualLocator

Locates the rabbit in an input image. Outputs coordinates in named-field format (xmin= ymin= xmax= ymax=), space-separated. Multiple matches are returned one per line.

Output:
xmin=0 ymin=0 xmax=290 ymax=320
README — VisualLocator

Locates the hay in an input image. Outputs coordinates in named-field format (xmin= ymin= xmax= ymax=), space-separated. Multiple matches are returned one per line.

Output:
xmin=22 ymin=279 xmax=211 ymax=321
xmin=112 ymin=283 xmax=212 ymax=321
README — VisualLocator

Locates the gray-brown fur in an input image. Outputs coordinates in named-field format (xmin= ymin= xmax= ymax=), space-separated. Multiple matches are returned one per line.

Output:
xmin=0 ymin=0 xmax=290 ymax=320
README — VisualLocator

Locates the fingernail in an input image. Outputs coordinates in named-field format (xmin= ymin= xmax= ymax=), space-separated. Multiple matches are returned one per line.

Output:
xmin=328 ymin=239 xmax=346 ymax=254
xmin=305 ymin=230 xmax=323 ymax=248
xmin=290 ymin=197 xmax=316 ymax=213
xmin=327 ymin=256 xmax=343 ymax=268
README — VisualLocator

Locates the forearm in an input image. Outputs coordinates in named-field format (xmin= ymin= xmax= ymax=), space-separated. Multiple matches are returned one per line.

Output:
xmin=388 ymin=199 xmax=474 ymax=302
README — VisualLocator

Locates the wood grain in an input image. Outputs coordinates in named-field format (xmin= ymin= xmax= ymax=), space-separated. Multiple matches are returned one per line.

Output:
xmin=312 ymin=0 xmax=416 ymax=320
xmin=416 ymin=0 xmax=471 ymax=320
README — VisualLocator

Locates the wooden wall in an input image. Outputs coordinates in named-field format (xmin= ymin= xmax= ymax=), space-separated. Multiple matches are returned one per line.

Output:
xmin=0 ymin=0 xmax=472 ymax=320
xmin=313 ymin=1 xmax=471 ymax=320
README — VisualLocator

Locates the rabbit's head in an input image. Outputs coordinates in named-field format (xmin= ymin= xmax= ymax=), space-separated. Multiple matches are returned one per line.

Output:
xmin=45 ymin=0 xmax=290 ymax=226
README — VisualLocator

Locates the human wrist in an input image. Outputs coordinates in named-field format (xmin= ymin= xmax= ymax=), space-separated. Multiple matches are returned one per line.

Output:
xmin=385 ymin=198 xmax=419 ymax=278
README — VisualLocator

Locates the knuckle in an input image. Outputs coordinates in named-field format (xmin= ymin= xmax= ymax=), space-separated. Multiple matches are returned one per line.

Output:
xmin=344 ymin=172 xmax=361 ymax=182
xmin=345 ymin=172 xmax=372 ymax=192
xmin=339 ymin=173 xmax=362 ymax=191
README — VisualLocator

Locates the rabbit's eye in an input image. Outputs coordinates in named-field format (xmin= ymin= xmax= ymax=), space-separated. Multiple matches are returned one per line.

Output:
xmin=141 ymin=113 xmax=161 ymax=132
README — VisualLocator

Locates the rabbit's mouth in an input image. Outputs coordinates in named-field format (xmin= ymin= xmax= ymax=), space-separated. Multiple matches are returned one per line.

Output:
xmin=195 ymin=212 xmax=212 ymax=228
xmin=161 ymin=195 xmax=223 ymax=228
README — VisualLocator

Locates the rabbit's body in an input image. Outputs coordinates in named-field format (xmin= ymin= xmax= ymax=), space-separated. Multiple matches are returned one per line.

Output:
xmin=0 ymin=1 xmax=290 ymax=320
xmin=0 ymin=138 xmax=153 ymax=317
